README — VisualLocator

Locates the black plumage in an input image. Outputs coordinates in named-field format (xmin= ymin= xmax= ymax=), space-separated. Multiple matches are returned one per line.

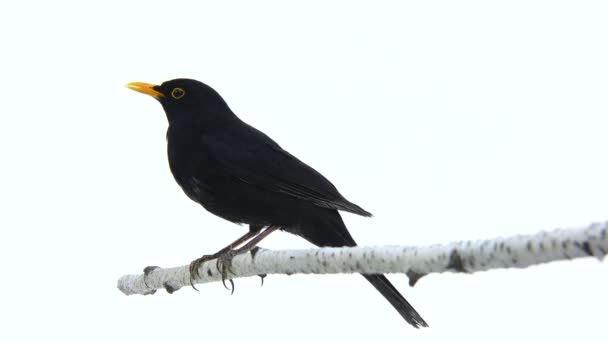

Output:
xmin=126 ymin=78 xmax=427 ymax=328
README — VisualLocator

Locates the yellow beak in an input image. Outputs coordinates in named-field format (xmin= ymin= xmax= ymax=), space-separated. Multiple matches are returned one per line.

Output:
xmin=125 ymin=82 xmax=164 ymax=99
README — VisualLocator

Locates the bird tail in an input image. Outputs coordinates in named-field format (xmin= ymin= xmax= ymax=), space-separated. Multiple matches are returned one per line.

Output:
xmin=297 ymin=209 xmax=428 ymax=328
xmin=362 ymin=274 xmax=428 ymax=328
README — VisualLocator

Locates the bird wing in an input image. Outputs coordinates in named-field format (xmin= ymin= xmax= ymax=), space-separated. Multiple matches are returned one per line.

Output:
xmin=201 ymin=124 xmax=372 ymax=217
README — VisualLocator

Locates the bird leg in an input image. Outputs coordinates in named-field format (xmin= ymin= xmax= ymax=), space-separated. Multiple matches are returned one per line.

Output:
xmin=189 ymin=228 xmax=261 ymax=289
xmin=216 ymin=225 xmax=281 ymax=291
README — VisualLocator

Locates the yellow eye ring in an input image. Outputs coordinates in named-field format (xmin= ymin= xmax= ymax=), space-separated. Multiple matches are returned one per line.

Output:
xmin=171 ymin=88 xmax=186 ymax=99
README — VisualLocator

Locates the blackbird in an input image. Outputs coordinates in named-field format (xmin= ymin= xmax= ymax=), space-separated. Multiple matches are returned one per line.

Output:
xmin=126 ymin=78 xmax=427 ymax=328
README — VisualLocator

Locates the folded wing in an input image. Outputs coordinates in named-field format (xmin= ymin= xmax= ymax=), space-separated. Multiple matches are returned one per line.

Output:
xmin=202 ymin=123 xmax=372 ymax=217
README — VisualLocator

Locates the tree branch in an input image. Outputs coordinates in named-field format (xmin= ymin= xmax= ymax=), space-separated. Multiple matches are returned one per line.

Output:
xmin=117 ymin=220 xmax=608 ymax=296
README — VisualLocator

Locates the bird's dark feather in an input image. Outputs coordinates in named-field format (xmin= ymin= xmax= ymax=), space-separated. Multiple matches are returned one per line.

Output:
xmin=200 ymin=120 xmax=372 ymax=217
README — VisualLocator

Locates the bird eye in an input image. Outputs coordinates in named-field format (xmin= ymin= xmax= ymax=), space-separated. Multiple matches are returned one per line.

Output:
xmin=171 ymin=88 xmax=186 ymax=99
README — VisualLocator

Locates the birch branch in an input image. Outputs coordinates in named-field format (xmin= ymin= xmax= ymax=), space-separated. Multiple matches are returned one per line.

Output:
xmin=118 ymin=220 xmax=608 ymax=296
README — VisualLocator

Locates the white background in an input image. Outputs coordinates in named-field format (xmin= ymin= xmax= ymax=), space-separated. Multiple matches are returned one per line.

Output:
xmin=1 ymin=1 xmax=607 ymax=341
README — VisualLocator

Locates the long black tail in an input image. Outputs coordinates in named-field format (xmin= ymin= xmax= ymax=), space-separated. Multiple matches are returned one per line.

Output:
xmin=295 ymin=209 xmax=428 ymax=328
xmin=362 ymin=274 xmax=428 ymax=328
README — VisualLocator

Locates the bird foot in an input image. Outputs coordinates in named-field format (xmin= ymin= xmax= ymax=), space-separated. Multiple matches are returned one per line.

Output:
xmin=216 ymin=250 xmax=239 ymax=294
xmin=189 ymin=254 xmax=218 ymax=290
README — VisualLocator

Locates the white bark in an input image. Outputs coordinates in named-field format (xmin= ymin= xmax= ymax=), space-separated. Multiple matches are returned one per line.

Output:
xmin=118 ymin=220 xmax=607 ymax=296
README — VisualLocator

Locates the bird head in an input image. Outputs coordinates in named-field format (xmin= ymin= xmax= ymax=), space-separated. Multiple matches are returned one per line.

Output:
xmin=126 ymin=78 xmax=232 ymax=125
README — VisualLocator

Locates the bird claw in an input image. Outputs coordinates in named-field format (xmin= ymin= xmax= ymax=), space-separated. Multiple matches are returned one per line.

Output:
xmin=216 ymin=250 xmax=238 ymax=294
xmin=188 ymin=246 xmax=251 ymax=294
xmin=188 ymin=254 xmax=217 ymax=291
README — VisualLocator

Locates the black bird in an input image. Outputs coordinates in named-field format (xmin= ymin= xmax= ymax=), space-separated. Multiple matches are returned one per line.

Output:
xmin=126 ymin=79 xmax=427 ymax=328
